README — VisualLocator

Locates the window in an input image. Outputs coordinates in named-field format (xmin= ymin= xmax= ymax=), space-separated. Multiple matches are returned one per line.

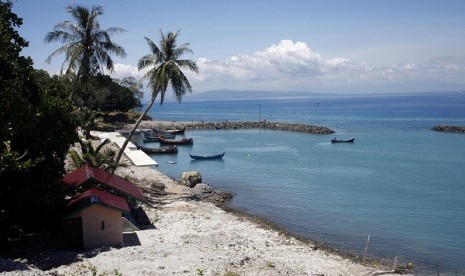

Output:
xmin=101 ymin=221 xmax=105 ymax=230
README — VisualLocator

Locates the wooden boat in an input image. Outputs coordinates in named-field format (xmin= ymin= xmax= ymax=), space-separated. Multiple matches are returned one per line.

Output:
xmin=166 ymin=127 xmax=186 ymax=135
xmin=153 ymin=127 xmax=186 ymax=135
xmin=144 ymin=130 xmax=176 ymax=139
xmin=158 ymin=136 xmax=193 ymax=145
xmin=143 ymin=135 xmax=159 ymax=142
xmin=143 ymin=131 xmax=175 ymax=142
xmin=136 ymin=144 xmax=178 ymax=154
xmin=189 ymin=152 xmax=225 ymax=160
xmin=331 ymin=137 xmax=355 ymax=143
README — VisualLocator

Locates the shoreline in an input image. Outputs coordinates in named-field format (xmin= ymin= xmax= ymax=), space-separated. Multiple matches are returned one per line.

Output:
xmin=114 ymin=164 xmax=410 ymax=276
xmin=0 ymin=122 xmax=411 ymax=275
xmin=124 ymin=120 xmax=411 ymax=273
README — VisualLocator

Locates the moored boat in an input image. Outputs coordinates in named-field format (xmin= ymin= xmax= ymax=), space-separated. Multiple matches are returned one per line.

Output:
xmin=153 ymin=127 xmax=186 ymax=135
xmin=135 ymin=143 xmax=178 ymax=154
xmin=331 ymin=137 xmax=355 ymax=143
xmin=143 ymin=131 xmax=175 ymax=142
xmin=144 ymin=130 xmax=176 ymax=139
xmin=158 ymin=136 xmax=194 ymax=145
xmin=189 ymin=152 xmax=225 ymax=160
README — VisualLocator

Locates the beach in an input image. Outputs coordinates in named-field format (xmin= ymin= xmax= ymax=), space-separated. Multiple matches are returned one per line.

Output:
xmin=0 ymin=130 xmax=410 ymax=275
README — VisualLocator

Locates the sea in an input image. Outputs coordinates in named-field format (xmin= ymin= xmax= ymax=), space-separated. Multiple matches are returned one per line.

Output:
xmin=137 ymin=91 xmax=465 ymax=275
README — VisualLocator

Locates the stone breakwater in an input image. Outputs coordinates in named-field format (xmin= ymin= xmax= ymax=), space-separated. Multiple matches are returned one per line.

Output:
xmin=432 ymin=125 xmax=465 ymax=133
xmin=136 ymin=121 xmax=335 ymax=135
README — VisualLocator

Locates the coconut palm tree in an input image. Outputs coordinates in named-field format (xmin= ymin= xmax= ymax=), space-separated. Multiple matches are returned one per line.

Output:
xmin=113 ymin=30 xmax=198 ymax=169
xmin=68 ymin=138 xmax=123 ymax=172
xmin=44 ymin=5 xmax=126 ymax=80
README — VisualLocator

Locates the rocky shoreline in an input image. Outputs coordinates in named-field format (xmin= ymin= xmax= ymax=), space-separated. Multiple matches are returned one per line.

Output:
xmin=432 ymin=125 xmax=465 ymax=133
xmin=0 ymin=122 xmax=413 ymax=276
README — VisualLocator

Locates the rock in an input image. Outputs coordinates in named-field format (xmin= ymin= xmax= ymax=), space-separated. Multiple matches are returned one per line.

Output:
xmin=191 ymin=183 xmax=233 ymax=206
xmin=191 ymin=183 xmax=213 ymax=197
xmin=178 ymin=171 xmax=202 ymax=188
xmin=150 ymin=182 xmax=165 ymax=191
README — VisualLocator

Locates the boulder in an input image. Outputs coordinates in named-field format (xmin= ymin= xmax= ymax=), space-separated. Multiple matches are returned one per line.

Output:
xmin=150 ymin=182 xmax=165 ymax=191
xmin=191 ymin=183 xmax=234 ymax=205
xmin=178 ymin=171 xmax=202 ymax=188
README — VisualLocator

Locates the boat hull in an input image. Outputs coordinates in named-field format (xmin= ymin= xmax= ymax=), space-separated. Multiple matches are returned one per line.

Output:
xmin=158 ymin=137 xmax=194 ymax=145
xmin=331 ymin=137 xmax=355 ymax=143
xmin=189 ymin=152 xmax=225 ymax=160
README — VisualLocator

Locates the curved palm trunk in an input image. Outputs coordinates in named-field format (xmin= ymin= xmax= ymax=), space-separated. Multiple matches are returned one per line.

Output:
xmin=111 ymin=95 xmax=157 ymax=173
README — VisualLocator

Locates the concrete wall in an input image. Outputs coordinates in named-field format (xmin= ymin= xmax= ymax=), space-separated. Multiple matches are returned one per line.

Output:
xmin=72 ymin=205 xmax=123 ymax=249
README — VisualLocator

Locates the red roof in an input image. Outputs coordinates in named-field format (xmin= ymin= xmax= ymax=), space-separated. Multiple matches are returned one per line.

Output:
xmin=63 ymin=164 xmax=146 ymax=203
xmin=68 ymin=188 xmax=130 ymax=214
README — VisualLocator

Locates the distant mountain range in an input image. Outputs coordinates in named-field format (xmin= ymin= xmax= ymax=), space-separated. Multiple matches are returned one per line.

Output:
xmin=185 ymin=89 xmax=330 ymax=102
xmin=144 ymin=89 xmax=457 ymax=104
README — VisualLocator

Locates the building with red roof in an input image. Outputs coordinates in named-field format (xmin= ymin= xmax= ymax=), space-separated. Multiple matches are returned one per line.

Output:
xmin=61 ymin=165 xmax=145 ymax=249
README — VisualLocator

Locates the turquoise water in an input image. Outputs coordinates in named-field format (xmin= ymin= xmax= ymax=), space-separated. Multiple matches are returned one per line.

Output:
xmin=139 ymin=92 xmax=465 ymax=275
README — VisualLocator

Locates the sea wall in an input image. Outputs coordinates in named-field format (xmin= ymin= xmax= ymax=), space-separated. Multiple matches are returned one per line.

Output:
xmin=137 ymin=121 xmax=335 ymax=135
xmin=432 ymin=125 xmax=465 ymax=133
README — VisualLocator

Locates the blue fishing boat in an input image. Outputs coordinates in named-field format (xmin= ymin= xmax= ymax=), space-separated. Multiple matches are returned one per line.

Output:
xmin=189 ymin=152 xmax=225 ymax=160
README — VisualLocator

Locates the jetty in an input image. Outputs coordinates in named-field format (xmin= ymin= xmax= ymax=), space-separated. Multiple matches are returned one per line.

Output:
xmin=133 ymin=121 xmax=335 ymax=135
xmin=90 ymin=131 xmax=158 ymax=166
xmin=432 ymin=125 xmax=465 ymax=133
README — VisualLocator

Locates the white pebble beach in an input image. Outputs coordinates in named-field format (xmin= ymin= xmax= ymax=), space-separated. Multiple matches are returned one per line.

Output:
xmin=0 ymin=124 xmax=410 ymax=276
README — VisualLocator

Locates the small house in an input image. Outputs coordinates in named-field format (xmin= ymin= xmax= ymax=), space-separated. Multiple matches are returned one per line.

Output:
xmin=61 ymin=164 xmax=146 ymax=249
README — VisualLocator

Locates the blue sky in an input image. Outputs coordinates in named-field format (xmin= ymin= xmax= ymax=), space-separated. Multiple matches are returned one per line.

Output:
xmin=12 ymin=0 xmax=465 ymax=95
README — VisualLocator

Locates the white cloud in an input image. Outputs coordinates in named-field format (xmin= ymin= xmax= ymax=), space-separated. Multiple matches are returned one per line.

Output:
xmin=110 ymin=40 xmax=465 ymax=94
xmin=111 ymin=63 xmax=145 ymax=80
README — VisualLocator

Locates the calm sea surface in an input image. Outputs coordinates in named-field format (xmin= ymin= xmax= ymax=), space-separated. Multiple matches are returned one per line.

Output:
xmin=138 ymin=92 xmax=465 ymax=275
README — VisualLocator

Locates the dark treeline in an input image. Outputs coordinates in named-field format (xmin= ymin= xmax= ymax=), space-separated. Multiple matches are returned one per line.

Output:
xmin=0 ymin=1 xmax=142 ymax=247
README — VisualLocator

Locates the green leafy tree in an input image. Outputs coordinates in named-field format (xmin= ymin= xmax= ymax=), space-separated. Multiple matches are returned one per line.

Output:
xmin=113 ymin=30 xmax=198 ymax=169
xmin=44 ymin=4 xmax=126 ymax=100
xmin=0 ymin=1 xmax=78 ymax=246
xmin=81 ymin=74 xmax=142 ymax=112
xmin=115 ymin=76 xmax=144 ymax=111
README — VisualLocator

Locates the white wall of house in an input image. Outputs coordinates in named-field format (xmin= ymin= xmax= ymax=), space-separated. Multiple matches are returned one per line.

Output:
xmin=72 ymin=205 xmax=123 ymax=248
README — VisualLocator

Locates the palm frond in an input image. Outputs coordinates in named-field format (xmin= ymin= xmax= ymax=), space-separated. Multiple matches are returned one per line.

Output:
xmin=45 ymin=4 xmax=126 ymax=77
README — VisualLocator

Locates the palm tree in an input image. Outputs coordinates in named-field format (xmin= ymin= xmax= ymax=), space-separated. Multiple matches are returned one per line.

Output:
xmin=68 ymin=138 xmax=124 ymax=172
xmin=78 ymin=108 xmax=98 ymax=140
xmin=113 ymin=30 xmax=198 ymax=170
xmin=44 ymin=5 xmax=126 ymax=82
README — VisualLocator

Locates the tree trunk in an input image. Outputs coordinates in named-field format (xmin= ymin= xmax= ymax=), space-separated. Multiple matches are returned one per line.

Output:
xmin=111 ymin=95 xmax=157 ymax=173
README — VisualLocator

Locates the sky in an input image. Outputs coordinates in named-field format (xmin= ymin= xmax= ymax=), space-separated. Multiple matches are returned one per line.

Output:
xmin=11 ymin=0 xmax=465 ymax=96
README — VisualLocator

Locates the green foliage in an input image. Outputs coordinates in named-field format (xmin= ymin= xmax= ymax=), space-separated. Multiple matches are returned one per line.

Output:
xmin=68 ymin=138 xmax=125 ymax=172
xmin=114 ymin=30 xmax=198 ymax=168
xmin=78 ymin=265 xmax=123 ymax=276
xmin=0 ymin=141 xmax=32 ymax=174
xmin=77 ymin=74 xmax=142 ymax=112
xmin=196 ymin=268 xmax=204 ymax=276
xmin=138 ymin=30 xmax=199 ymax=104
xmin=44 ymin=5 xmax=126 ymax=79
xmin=78 ymin=108 xmax=98 ymax=139
xmin=266 ymin=262 xmax=275 ymax=268
xmin=0 ymin=1 xmax=78 ymax=246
